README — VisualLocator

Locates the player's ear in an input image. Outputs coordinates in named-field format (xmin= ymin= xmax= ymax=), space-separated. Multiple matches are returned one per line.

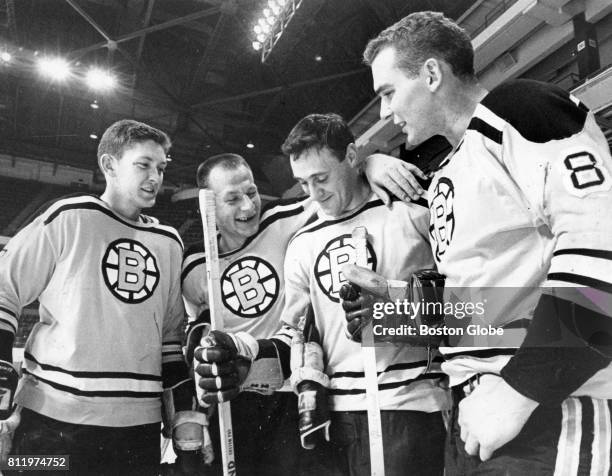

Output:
xmin=345 ymin=143 xmax=359 ymax=168
xmin=99 ymin=153 xmax=116 ymax=177
xmin=423 ymin=58 xmax=442 ymax=92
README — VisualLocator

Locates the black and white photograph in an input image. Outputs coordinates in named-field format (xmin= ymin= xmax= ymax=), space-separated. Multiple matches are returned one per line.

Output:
xmin=0 ymin=0 xmax=611 ymax=474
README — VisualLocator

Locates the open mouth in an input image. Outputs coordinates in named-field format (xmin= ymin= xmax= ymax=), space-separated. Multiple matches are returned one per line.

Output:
xmin=236 ymin=215 xmax=256 ymax=223
xmin=141 ymin=186 xmax=157 ymax=195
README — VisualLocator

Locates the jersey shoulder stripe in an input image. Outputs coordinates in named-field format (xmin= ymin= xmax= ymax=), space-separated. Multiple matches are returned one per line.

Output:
xmin=482 ymin=79 xmax=589 ymax=143
xmin=182 ymin=197 xmax=313 ymax=276
xmin=258 ymin=196 xmax=312 ymax=234
xmin=15 ymin=193 xmax=97 ymax=233
xmin=291 ymin=195 xmax=426 ymax=240
xmin=467 ymin=117 xmax=502 ymax=144
xmin=260 ymin=195 xmax=309 ymax=217
xmin=42 ymin=195 xmax=183 ymax=248
xmin=292 ymin=198 xmax=385 ymax=239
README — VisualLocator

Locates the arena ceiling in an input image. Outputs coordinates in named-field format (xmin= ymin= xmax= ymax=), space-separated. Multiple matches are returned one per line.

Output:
xmin=0 ymin=0 xmax=474 ymax=195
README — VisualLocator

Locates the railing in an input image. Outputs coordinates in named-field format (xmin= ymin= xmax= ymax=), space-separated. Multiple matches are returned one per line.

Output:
xmin=468 ymin=0 xmax=519 ymax=38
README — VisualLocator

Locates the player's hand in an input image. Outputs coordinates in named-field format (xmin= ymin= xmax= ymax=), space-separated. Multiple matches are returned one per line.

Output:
xmin=458 ymin=375 xmax=538 ymax=461
xmin=193 ymin=331 xmax=251 ymax=404
xmin=339 ymin=264 xmax=393 ymax=342
xmin=339 ymin=283 xmax=371 ymax=342
xmin=364 ymin=153 xmax=427 ymax=205
xmin=0 ymin=361 xmax=20 ymax=464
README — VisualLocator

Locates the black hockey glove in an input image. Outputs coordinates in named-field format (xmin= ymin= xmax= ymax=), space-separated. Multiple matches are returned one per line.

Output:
xmin=339 ymin=283 xmax=372 ymax=343
xmin=194 ymin=331 xmax=251 ymax=405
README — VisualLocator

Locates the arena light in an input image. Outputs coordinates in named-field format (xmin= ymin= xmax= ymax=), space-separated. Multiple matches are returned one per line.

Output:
xmin=246 ymin=142 xmax=255 ymax=149
xmin=252 ymin=0 xmax=304 ymax=63
xmin=90 ymin=100 xmax=100 ymax=110
xmin=37 ymin=56 xmax=71 ymax=81
xmin=0 ymin=52 xmax=11 ymax=63
xmin=85 ymin=68 xmax=116 ymax=91
xmin=89 ymin=133 xmax=98 ymax=140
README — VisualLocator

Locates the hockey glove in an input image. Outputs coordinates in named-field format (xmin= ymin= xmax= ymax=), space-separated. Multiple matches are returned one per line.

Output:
xmin=194 ymin=331 xmax=284 ymax=405
xmin=339 ymin=283 xmax=372 ymax=343
xmin=290 ymin=307 xmax=330 ymax=450
xmin=340 ymin=265 xmax=446 ymax=346
xmin=0 ymin=360 xmax=20 ymax=464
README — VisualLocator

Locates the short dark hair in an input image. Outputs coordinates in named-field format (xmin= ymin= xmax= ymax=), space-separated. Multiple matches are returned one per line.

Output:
xmin=281 ymin=113 xmax=354 ymax=162
xmin=97 ymin=119 xmax=171 ymax=160
xmin=196 ymin=153 xmax=250 ymax=188
xmin=363 ymin=11 xmax=475 ymax=82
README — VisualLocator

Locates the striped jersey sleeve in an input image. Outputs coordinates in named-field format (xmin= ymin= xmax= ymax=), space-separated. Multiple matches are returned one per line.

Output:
xmin=486 ymin=80 xmax=612 ymax=403
xmin=0 ymin=212 xmax=57 ymax=340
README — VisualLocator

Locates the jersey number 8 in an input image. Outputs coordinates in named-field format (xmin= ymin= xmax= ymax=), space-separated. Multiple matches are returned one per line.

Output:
xmin=564 ymin=151 xmax=606 ymax=190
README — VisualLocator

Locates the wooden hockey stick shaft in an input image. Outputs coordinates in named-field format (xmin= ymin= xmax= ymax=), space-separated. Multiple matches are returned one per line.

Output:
xmin=352 ymin=226 xmax=385 ymax=476
xmin=199 ymin=189 xmax=237 ymax=476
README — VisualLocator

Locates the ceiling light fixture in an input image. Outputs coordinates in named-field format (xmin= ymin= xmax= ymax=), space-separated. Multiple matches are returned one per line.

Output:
xmin=252 ymin=0 xmax=304 ymax=62
xmin=246 ymin=142 xmax=255 ymax=149
xmin=37 ymin=56 xmax=71 ymax=81
xmin=85 ymin=68 xmax=116 ymax=91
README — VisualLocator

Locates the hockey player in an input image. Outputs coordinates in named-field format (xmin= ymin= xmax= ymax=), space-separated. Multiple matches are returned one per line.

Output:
xmin=184 ymin=152 xmax=427 ymax=474
xmin=342 ymin=11 xmax=612 ymax=474
xmin=182 ymin=153 xmax=321 ymax=476
xmin=0 ymin=120 xmax=205 ymax=474
xmin=193 ymin=113 xmax=449 ymax=476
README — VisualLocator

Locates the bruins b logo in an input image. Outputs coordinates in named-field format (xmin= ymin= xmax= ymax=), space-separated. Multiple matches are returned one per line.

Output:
xmin=221 ymin=256 xmax=279 ymax=318
xmin=315 ymin=234 xmax=376 ymax=303
xmin=429 ymin=177 xmax=455 ymax=262
xmin=102 ymin=239 xmax=160 ymax=303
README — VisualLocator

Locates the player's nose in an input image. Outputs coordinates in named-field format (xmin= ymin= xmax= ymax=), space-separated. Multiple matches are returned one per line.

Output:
xmin=240 ymin=195 xmax=255 ymax=211
xmin=379 ymin=98 xmax=392 ymax=120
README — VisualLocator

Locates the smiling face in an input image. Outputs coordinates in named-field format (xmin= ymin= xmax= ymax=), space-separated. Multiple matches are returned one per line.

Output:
xmin=207 ymin=164 xmax=261 ymax=250
xmin=101 ymin=139 xmax=168 ymax=220
xmin=371 ymin=47 xmax=439 ymax=148
xmin=290 ymin=145 xmax=363 ymax=218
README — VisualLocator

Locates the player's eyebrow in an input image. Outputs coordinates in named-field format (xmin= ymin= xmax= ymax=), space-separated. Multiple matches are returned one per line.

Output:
xmin=374 ymin=83 xmax=391 ymax=96
xmin=138 ymin=155 xmax=168 ymax=168
xmin=293 ymin=172 xmax=327 ymax=181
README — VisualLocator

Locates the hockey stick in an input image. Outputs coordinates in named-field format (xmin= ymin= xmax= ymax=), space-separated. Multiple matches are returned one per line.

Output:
xmin=352 ymin=226 xmax=385 ymax=476
xmin=199 ymin=189 xmax=237 ymax=476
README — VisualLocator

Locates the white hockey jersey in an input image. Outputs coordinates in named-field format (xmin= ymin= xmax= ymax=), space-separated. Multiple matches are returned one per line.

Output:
xmin=428 ymin=80 xmax=612 ymax=393
xmin=0 ymin=195 xmax=186 ymax=426
xmin=283 ymin=193 xmax=449 ymax=412
xmin=182 ymin=197 xmax=317 ymax=340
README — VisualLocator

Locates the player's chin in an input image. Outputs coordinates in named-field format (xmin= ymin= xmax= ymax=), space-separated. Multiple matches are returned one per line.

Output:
xmin=137 ymin=193 xmax=157 ymax=209
xmin=319 ymin=198 xmax=339 ymax=216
